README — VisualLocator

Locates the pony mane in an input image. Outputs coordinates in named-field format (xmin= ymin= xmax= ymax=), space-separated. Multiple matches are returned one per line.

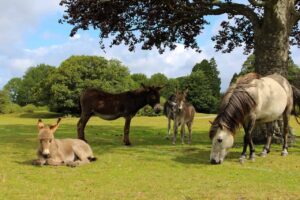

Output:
xmin=209 ymin=73 xmax=259 ymax=139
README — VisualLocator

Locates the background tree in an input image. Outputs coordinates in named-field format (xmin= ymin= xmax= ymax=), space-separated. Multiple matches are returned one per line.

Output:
xmin=3 ymin=78 xmax=22 ymax=104
xmin=60 ymin=0 xmax=300 ymax=77
xmin=48 ymin=55 xmax=136 ymax=114
xmin=131 ymin=73 xmax=148 ymax=86
xmin=180 ymin=72 xmax=218 ymax=113
xmin=7 ymin=64 xmax=55 ymax=106
xmin=192 ymin=58 xmax=221 ymax=97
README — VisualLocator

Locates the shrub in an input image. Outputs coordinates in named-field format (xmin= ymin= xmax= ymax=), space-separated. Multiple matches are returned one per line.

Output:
xmin=22 ymin=104 xmax=37 ymax=113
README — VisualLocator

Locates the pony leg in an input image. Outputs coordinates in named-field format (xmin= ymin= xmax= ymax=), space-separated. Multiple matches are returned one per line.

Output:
xmin=240 ymin=119 xmax=256 ymax=162
xmin=260 ymin=122 xmax=273 ymax=157
xmin=77 ymin=112 xmax=92 ymax=142
xmin=281 ymin=114 xmax=289 ymax=156
xmin=247 ymin=119 xmax=256 ymax=161
xmin=123 ymin=117 xmax=132 ymax=146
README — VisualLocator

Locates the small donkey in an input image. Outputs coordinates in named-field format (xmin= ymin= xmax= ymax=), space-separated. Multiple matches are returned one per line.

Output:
xmin=172 ymin=90 xmax=195 ymax=145
xmin=32 ymin=118 xmax=96 ymax=167
xmin=163 ymin=94 xmax=176 ymax=139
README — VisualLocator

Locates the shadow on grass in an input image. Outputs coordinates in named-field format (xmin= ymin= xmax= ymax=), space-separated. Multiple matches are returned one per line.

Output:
xmin=2 ymin=123 xmax=299 ymax=167
xmin=19 ymin=112 xmax=63 ymax=119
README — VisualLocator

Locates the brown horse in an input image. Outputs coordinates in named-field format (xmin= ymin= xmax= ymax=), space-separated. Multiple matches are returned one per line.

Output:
xmin=172 ymin=90 xmax=195 ymax=144
xmin=77 ymin=85 xmax=162 ymax=145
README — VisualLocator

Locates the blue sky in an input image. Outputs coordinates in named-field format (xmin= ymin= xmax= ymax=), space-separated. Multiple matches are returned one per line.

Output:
xmin=1 ymin=0 xmax=299 ymax=91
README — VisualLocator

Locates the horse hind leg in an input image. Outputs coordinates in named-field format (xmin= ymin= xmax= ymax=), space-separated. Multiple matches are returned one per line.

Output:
xmin=281 ymin=114 xmax=289 ymax=156
xmin=123 ymin=117 xmax=132 ymax=146
xmin=77 ymin=112 xmax=92 ymax=142
xmin=260 ymin=122 xmax=273 ymax=157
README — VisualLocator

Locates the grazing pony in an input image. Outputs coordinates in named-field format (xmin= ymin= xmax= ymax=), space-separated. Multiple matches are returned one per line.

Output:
xmin=209 ymin=73 xmax=300 ymax=164
xmin=172 ymin=90 xmax=195 ymax=144
xmin=32 ymin=118 xmax=96 ymax=167
xmin=77 ymin=85 xmax=162 ymax=145
xmin=163 ymin=94 xmax=176 ymax=139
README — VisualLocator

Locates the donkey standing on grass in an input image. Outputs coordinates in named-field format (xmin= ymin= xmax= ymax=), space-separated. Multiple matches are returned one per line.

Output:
xmin=77 ymin=85 xmax=162 ymax=145
xmin=32 ymin=118 xmax=96 ymax=167
xmin=172 ymin=90 xmax=195 ymax=145
xmin=163 ymin=94 xmax=176 ymax=139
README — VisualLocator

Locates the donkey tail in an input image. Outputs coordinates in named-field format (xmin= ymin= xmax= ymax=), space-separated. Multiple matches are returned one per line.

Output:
xmin=291 ymin=85 xmax=300 ymax=124
xmin=88 ymin=156 xmax=97 ymax=162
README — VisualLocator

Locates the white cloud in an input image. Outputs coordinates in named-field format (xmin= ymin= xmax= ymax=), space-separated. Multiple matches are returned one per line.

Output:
xmin=0 ymin=0 xmax=60 ymax=53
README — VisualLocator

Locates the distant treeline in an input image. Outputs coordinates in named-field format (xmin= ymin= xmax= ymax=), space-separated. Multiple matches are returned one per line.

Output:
xmin=1 ymin=55 xmax=299 ymax=115
xmin=0 ymin=55 xmax=222 ymax=115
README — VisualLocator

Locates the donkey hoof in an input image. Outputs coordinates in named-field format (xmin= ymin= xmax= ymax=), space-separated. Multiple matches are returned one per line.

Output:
xmin=281 ymin=151 xmax=288 ymax=156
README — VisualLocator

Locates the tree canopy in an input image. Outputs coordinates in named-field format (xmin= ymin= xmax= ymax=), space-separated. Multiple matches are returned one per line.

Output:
xmin=60 ymin=0 xmax=300 ymax=75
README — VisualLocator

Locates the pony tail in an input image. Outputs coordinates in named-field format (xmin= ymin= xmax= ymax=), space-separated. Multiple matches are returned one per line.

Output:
xmin=291 ymin=85 xmax=300 ymax=124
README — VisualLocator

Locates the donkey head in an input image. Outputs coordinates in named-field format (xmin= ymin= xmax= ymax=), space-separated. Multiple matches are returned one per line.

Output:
xmin=141 ymin=84 xmax=163 ymax=113
xmin=37 ymin=118 xmax=61 ymax=158
xmin=174 ymin=89 xmax=188 ymax=112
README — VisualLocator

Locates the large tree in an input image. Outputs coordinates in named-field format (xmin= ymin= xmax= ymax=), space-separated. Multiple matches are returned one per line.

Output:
xmin=60 ymin=0 xmax=300 ymax=76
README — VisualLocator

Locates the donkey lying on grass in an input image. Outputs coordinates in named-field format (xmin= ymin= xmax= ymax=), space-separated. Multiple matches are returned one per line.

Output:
xmin=32 ymin=118 xmax=96 ymax=167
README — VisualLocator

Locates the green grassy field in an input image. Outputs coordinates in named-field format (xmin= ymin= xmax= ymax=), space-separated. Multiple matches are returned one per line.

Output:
xmin=0 ymin=112 xmax=300 ymax=199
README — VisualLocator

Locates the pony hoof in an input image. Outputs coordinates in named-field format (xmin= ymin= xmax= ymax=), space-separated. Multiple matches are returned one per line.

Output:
xmin=249 ymin=156 xmax=256 ymax=161
xmin=124 ymin=142 xmax=131 ymax=146
xmin=239 ymin=155 xmax=246 ymax=164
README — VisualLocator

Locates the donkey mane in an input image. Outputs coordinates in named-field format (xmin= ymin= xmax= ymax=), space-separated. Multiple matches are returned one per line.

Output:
xmin=209 ymin=74 xmax=259 ymax=139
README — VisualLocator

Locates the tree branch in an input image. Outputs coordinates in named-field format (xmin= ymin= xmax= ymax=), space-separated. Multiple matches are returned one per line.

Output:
xmin=248 ymin=0 xmax=265 ymax=7
xmin=203 ymin=2 xmax=260 ymax=28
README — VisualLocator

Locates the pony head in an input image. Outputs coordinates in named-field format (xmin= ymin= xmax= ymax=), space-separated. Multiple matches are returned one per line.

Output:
xmin=209 ymin=121 xmax=234 ymax=164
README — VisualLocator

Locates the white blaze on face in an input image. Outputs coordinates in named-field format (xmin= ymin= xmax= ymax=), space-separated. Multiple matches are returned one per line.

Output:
xmin=42 ymin=148 xmax=50 ymax=155
xmin=210 ymin=128 xmax=234 ymax=164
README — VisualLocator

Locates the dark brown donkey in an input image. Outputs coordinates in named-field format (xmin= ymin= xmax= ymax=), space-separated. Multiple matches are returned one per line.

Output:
xmin=77 ymin=85 xmax=162 ymax=145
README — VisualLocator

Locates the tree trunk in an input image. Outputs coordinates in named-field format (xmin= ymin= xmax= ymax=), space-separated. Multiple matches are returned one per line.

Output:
xmin=254 ymin=0 xmax=294 ymax=76
xmin=252 ymin=0 xmax=296 ymax=144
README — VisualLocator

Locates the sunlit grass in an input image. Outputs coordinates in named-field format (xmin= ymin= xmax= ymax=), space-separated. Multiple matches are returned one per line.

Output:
xmin=0 ymin=112 xmax=300 ymax=199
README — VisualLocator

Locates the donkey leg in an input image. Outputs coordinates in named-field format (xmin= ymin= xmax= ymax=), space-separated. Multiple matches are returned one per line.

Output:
xmin=240 ymin=134 xmax=248 ymax=163
xmin=77 ymin=112 xmax=92 ymax=142
xmin=172 ymin=121 xmax=178 ymax=145
xmin=166 ymin=117 xmax=171 ymax=140
xmin=46 ymin=159 xmax=64 ymax=166
xmin=123 ymin=117 xmax=132 ymax=146
xmin=180 ymin=123 xmax=185 ymax=144
xmin=67 ymin=148 xmax=91 ymax=167
xmin=260 ymin=122 xmax=273 ymax=157
xmin=187 ymin=122 xmax=192 ymax=145
xmin=281 ymin=114 xmax=289 ymax=156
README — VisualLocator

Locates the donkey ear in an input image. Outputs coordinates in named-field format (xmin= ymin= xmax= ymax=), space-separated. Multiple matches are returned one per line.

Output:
xmin=37 ymin=119 xmax=45 ymax=130
xmin=50 ymin=118 xmax=61 ymax=133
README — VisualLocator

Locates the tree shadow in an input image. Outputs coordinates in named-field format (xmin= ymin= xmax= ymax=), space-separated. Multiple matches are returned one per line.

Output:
xmin=19 ymin=112 xmax=63 ymax=119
